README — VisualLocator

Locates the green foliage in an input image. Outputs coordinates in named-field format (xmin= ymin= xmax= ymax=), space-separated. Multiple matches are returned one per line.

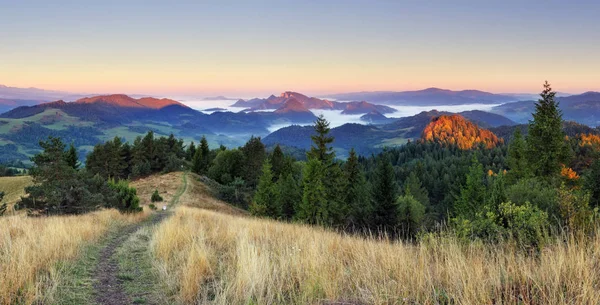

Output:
xmin=186 ymin=141 xmax=196 ymax=161
xmin=296 ymin=158 xmax=328 ymax=225
xmin=343 ymin=149 xmax=372 ymax=228
xmin=397 ymin=195 xmax=425 ymax=237
xmin=151 ymin=189 xmax=163 ymax=202
xmin=454 ymin=158 xmax=486 ymax=220
xmin=371 ymin=155 xmax=398 ymax=231
xmin=527 ymin=82 xmax=567 ymax=179
xmin=64 ymin=143 xmax=80 ymax=169
xmin=276 ymin=173 xmax=302 ymax=220
xmin=149 ymin=203 xmax=157 ymax=210
xmin=191 ymin=149 xmax=203 ymax=175
xmin=250 ymin=160 xmax=280 ymax=218
xmin=199 ymin=136 xmax=211 ymax=172
xmin=505 ymin=178 xmax=559 ymax=219
xmin=557 ymin=185 xmax=593 ymax=233
xmin=506 ymin=128 xmax=529 ymax=182
xmin=403 ymin=172 xmax=430 ymax=208
xmin=270 ymin=144 xmax=286 ymax=180
xmin=218 ymin=177 xmax=249 ymax=209
xmin=108 ymin=179 xmax=142 ymax=213
xmin=208 ymin=149 xmax=244 ymax=185
xmin=241 ymin=136 xmax=266 ymax=188
xmin=308 ymin=114 xmax=335 ymax=163
xmin=584 ymin=159 xmax=600 ymax=208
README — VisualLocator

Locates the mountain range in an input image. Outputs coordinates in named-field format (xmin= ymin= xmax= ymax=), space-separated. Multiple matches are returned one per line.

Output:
xmin=326 ymin=88 xmax=518 ymax=106
xmin=232 ymin=91 xmax=396 ymax=115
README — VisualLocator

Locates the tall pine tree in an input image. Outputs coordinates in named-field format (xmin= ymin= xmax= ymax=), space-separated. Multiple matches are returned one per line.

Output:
xmin=454 ymin=158 xmax=486 ymax=220
xmin=199 ymin=136 xmax=211 ymax=172
xmin=371 ymin=154 xmax=398 ymax=232
xmin=343 ymin=148 xmax=371 ymax=228
xmin=64 ymin=143 xmax=80 ymax=169
xmin=250 ymin=160 xmax=280 ymax=217
xmin=527 ymin=81 xmax=566 ymax=179
xmin=296 ymin=158 xmax=328 ymax=225
xmin=507 ymin=128 xmax=529 ymax=183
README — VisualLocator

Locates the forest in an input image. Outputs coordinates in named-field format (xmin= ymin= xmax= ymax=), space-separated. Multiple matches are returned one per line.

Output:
xmin=4 ymin=82 xmax=600 ymax=249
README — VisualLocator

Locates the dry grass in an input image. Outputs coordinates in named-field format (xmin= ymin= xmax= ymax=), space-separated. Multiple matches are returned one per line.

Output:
xmin=0 ymin=176 xmax=33 ymax=213
xmin=0 ymin=208 xmax=150 ymax=304
xmin=131 ymin=171 xmax=184 ymax=207
xmin=151 ymin=207 xmax=600 ymax=305
xmin=180 ymin=173 xmax=248 ymax=216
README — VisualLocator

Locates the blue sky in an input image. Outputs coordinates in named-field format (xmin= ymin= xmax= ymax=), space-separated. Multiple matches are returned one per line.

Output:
xmin=1 ymin=0 xmax=599 ymax=96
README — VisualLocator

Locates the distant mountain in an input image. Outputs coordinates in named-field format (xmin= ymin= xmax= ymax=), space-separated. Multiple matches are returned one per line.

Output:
xmin=458 ymin=110 xmax=516 ymax=128
xmin=492 ymin=92 xmax=600 ymax=126
xmin=231 ymin=91 xmax=396 ymax=115
xmin=327 ymin=88 xmax=517 ymax=106
xmin=360 ymin=110 xmax=392 ymax=124
xmin=0 ymin=84 xmax=85 ymax=102
xmin=421 ymin=114 xmax=501 ymax=149
xmin=0 ymin=98 xmax=45 ymax=114
xmin=202 ymin=96 xmax=238 ymax=100
xmin=75 ymin=94 xmax=188 ymax=110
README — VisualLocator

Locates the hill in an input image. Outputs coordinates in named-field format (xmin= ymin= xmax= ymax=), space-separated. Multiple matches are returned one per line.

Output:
xmin=421 ymin=114 xmax=501 ymax=149
xmin=492 ymin=92 xmax=600 ymax=126
xmin=75 ymin=94 xmax=188 ymax=109
xmin=327 ymin=88 xmax=517 ymax=106
xmin=232 ymin=91 xmax=396 ymax=114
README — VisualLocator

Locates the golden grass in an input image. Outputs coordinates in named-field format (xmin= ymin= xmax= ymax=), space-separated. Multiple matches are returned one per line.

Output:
xmin=0 ymin=208 xmax=150 ymax=304
xmin=151 ymin=207 xmax=600 ymax=305
xmin=131 ymin=171 xmax=184 ymax=207
xmin=0 ymin=176 xmax=33 ymax=213
xmin=180 ymin=173 xmax=248 ymax=216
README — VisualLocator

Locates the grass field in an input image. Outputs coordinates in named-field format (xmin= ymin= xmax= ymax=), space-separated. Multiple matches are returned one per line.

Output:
xmin=151 ymin=207 xmax=600 ymax=304
xmin=0 ymin=176 xmax=33 ymax=213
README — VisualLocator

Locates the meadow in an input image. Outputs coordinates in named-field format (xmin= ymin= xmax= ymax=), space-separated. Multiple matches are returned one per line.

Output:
xmin=151 ymin=206 xmax=600 ymax=305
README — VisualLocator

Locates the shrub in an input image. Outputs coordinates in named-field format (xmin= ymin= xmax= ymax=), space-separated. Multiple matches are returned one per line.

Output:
xmin=151 ymin=189 xmax=163 ymax=202
xmin=149 ymin=204 xmax=158 ymax=210
xmin=396 ymin=195 xmax=425 ymax=237
xmin=108 ymin=179 xmax=142 ymax=213
xmin=498 ymin=201 xmax=549 ymax=249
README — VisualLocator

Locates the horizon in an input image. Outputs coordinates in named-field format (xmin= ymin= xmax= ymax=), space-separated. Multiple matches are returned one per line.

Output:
xmin=2 ymin=1 xmax=600 ymax=96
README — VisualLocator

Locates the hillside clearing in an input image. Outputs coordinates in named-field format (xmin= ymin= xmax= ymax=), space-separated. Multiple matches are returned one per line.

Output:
xmin=0 ymin=175 xmax=33 ymax=213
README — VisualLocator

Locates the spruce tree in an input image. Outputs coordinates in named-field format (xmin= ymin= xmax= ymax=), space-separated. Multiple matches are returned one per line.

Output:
xmin=403 ymin=172 xmax=429 ymax=207
xmin=64 ymin=143 xmax=80 ymax=169
xmin=296 ymin=158 xmax=328 ymax=225
xmin=527 ymin=81 xmax=566 ymax=179
xmin=191 ymin=149 xmax=203 ymax=175
xmin=397 ymin=195 xmax=425 ymax=238
xmin=507 ymin=128 xmax=529 ymax=183
xmin=371 ymin=155 xmax=398 ymax=231
xmin=584 ymin=159 xmax=600 ymax=208
xmin=454 ymin=158 xmax=486 ymax=220
xmin=250 ymin=160 xmax=280 ymax=217
xmin=241 ymin=136 xmax=266 ymax=188
xmin=199 ymin=136 xmax=210 ymax=172
xmin=343 ymin=148 xmax=371 ymax=228
xmin=271 ymin=144 xmax=285 ymax=181
xmin=308 ymin=114 xmax=335 ymax=163
xmin=276 ymin=173 xmax=301 ymax=220
xmin=186 ymin=141 xmax=196 ymax=161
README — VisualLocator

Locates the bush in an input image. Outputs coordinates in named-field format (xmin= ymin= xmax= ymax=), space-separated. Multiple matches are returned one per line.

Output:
xmin=505 ymin=178 xmax=559 ymax=219
xmin=151 ymin=189 xmax=163 ymax=202
xmin=396 ymin=195 xmax=425 ymax=237
xmin=108 ymin=179 xmax=142 ymax=213
xmin=498 ymin=201 xmax=549 ymax=249
xmin=149 ymin=203 xmax=157 ymax=210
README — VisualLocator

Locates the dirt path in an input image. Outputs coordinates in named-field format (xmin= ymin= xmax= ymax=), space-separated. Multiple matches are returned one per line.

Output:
xmin=93 ymin=172 xmax=188 ymax=305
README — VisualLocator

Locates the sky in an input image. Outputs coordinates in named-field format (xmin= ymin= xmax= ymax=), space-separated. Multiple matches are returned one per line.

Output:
xmin=1 ymin=0 xmax=599 ymax=97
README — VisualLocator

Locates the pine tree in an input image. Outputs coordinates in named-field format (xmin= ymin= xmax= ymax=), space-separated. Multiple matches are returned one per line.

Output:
xmin=250 ymin=160 xmax=280 ymax=218
xmin=584 ymin=159 xmax=600 ymax=208
xmin=343 ymin=148 xmax=371 ymax=228
xmin=191 ymin=149 xmax=203 ymax=175
xmin=397 ymin=195 xmax=425 ymax=238
xmin=527 ymin=81 xmax=566 ymax=179
xmin=276 ymin=173 xmax=301 ymax=220
xmin=241 ymin=136 xmax=266 ymax=188
xmin=296 ymin=158 xmax=328 ymax=225
xmin=186 ymin=141 xmax=196 ymax=161
xmin=64 ymin=143 xmax=80 ymax=169
xmin=507 ymin=128 xmax=529 ymax=183
xmin=271 ymin=144 xmax=285 ymax=181
xmin=308 ymin=114 xmax=335 ymax=163
xmin=403 ymin=172 xmax=429 ymax=207
xmin=371 ymin=155 xmax=398 ymax=231
xmin=454 ymin=158 xmax=486 ymax=220
xmin=199 ymin=136 xmax=210 ymax=172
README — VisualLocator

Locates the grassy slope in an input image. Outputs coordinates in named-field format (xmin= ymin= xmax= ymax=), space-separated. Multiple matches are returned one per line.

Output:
xmin=0 ymin=176 xmax=33 ymax=213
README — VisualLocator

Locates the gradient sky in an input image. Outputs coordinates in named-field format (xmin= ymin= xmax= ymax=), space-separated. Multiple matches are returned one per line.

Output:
xmin=1 ymin=0 xmax=599 ymax=96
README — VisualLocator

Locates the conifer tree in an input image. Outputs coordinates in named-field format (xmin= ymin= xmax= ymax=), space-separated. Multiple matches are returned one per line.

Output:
xmin=371 ymin=155 xmax=398 ymax=231
xmin=276 ymin=173 xmax=301 ymax=220
xmin=250 ymin=160 xmax=280 ymax=217
xmin=308 ymin=114 xmax=335 ymax=163
xmin=343 ymin=148 xmax=371 ymax=228
xmin=527 ymin=81 xmax=566 ymax=179
xmin=507 ymin=128 xmax=529 ymax=183
xmin=199 ymin=136 xmax=210 ymax=172
xmin=191 ymin=149 xmax=203 ymax=175
xmin=403 ymin=172 xmax=429 ymax=207
xmin=584 ymin=159 xmax=600 ymax=208
xmin=64 ymin=143 xmax=80 ymax=169
xmin=296 ymin=158 xmax=328 ymax=225
xmin=454 ymin=158 xmax=486 ymax=220
xmin=271 ymin=144 xmax=285 ymax=181
xmin=241 ymin=136 xmax=266 ymax=188
xmin=186 ymin=141 xmax=196 ymax=161
xmin=397 ymin=195 xmax=425 ymax=238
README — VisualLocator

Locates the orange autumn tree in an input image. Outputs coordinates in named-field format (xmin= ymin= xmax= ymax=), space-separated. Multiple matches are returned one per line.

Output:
xmin=421 ymin=114 xmax=502 ymax=149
